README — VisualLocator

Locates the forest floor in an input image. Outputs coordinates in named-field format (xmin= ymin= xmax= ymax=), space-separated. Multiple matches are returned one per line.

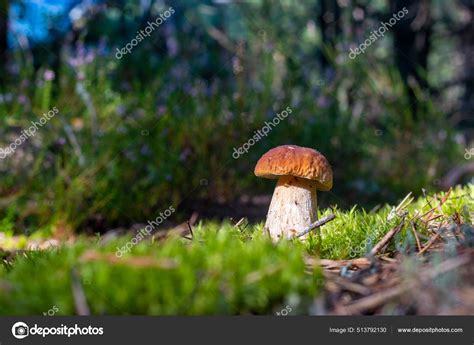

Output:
xmin=0 ymin=185 xmax=472 ymax=315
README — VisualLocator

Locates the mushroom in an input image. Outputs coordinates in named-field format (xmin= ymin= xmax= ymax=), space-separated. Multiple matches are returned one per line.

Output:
xmin=254 ymin=145 xmax=333 ymax=241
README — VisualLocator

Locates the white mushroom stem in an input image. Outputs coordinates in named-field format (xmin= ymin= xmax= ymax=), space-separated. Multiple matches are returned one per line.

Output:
xmin=264 ymin=175 xmax=318 ymax=241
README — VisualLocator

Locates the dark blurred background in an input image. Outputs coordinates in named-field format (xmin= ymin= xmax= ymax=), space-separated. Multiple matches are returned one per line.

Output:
xmin=0 ymin=0 xmax=472 ymax=235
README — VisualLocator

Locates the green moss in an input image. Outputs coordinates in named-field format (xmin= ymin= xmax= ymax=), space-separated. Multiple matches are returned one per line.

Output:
xmin=313 ymin=185 xmax=473 ymax=259
xmin=0 ymin=185 xmax=471 ymax=315
xmin=0 ymin=226 xmax=321 ymax=315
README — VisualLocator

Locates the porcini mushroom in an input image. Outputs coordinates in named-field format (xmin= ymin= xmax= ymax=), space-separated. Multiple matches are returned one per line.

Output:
xmin=254 ymin=145 xmax=333 ymax=241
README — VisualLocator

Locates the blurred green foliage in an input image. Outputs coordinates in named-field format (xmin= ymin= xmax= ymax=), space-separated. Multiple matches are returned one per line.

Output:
xmin=0 ymin=0 xmax=469 ymax=233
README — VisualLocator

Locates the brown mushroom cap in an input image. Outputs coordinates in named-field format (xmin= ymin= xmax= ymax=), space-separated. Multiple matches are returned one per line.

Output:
xmin=254 ymin=145 xmax=333 ymax=191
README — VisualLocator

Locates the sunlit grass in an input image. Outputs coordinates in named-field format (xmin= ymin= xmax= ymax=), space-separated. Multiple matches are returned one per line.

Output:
xmin=0 ymin=185 xmax=471 ymax=315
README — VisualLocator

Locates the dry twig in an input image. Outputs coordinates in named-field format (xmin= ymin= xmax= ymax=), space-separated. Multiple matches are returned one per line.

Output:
xmin=310 ymin=257 xmax=372 ymax=270
xmin=289 ymin=214 xmax=336 ymax=239
xmin=410 ymin=221 xmax=422 ymax=252
xmin=417 ymin=233 xmax=441 ymax=256
xmin=336 ymin=255 xmax=470 ymax=314
xmin=369 ymin=218 xmax=405 ymax=257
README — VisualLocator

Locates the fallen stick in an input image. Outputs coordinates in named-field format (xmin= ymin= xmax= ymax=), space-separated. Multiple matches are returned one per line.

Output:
xmin=324 ymin=273 xmax=372 ymax=295
xmin=288 ymin=214 xmax=336 ymax=239
xmin=336 ymin=285 xmax=406 ymax=315
xmin=419 ymin=189 xmax=451 ymax=222
xmin=410 ymin=221 xmax=422 ymax=252
xmin=309 ymin=257 xmax=372 ymax=270
xmin=369 ymin=218 xmax=405 ymax=257
xmin=417 ymin=233 xmax=441 ymax=256
xmin=379 ymin=256 xmax=398 ymax=263
xmin=336 ymin=255 xmax=470 ymax=315
xmin=395 ymin=192 xmax=414 ymax=213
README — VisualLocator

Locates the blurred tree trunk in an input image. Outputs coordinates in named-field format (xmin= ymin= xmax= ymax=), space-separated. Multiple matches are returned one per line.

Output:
xmin=317 ymin=0 xmax=341 ymax=69
xmin=459 ymin=0 xmax=474 ymax=139
xmin=390 ymin=0 xmax=432 ymax=120
xmin=0 ymin=0 xmax=8 ymax=84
